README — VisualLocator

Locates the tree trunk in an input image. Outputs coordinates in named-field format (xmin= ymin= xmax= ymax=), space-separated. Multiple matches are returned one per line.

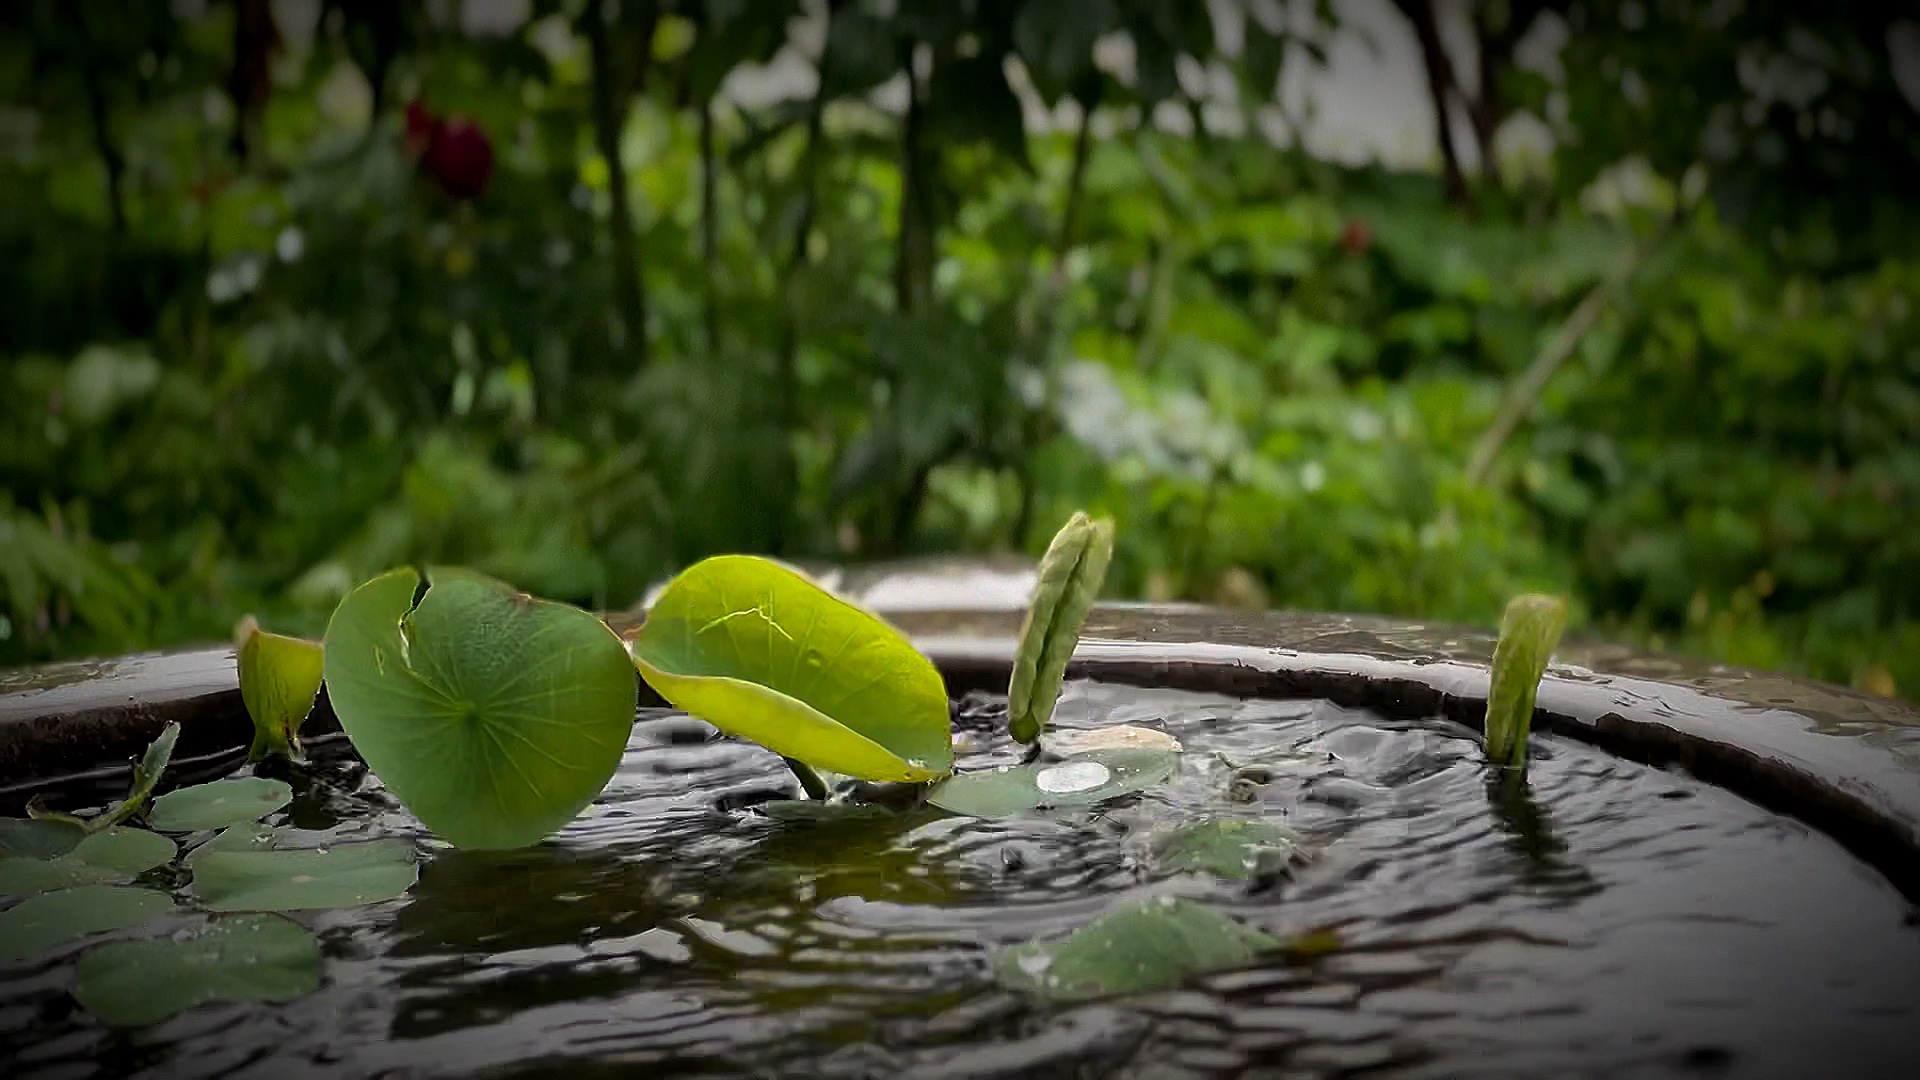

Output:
xmin=700 ymin=96 xmax=720 ymax=355
xmin=585 ymin=0 xmax=655 ymax=366
xmin=894 ymin=46 xmax=934 ymax=315
xmin=69 ymin=8 xmax=125 ymax=237
xmin=1393 ymin=0 xmax=1470 ymax=207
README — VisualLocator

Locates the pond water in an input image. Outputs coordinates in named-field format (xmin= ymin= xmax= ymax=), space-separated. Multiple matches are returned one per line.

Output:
xmin=4 ymin=682 xmax=1920 ymax=1078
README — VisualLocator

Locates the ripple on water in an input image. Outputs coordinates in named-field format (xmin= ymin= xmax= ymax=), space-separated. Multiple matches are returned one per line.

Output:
xmin=3 ymin=682 xmax=1919 ymax=1077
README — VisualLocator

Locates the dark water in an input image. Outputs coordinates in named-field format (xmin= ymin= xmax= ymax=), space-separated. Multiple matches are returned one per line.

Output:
xmin=4 ymin=682 xmax=1920 ymax=1079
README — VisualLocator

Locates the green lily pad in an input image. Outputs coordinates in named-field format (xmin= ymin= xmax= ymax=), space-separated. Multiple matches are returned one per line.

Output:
xmin=0 ymin=827 xmax=177 ymax=896
xmin=994 ymin=896 xmax=1277 ymax=1002
xmin=0 ymin=885 xmax=176 ymax=962
xmin=236 ymin=615 xmax=325 ymax=761
xmin=1152 ymin=819 xmax=1302 ymax=880
xmin=0 ymin=817 xmax=86 ymax=859
xmin=926 ymin=747 xmax=1179 ymax=819
xmin=323 ymin=567 xmax=637 ymax=850
xmin=148 ymin=778 xmax=293 ymax=833
xmin=630 ymin=555 xmax=953 ymax=783
xmin=1008 ymin=512 xmax=1114 ymax=744
xmin=192 ymin=838 xmax=417 ymax=911
xmin=1484 ymin=594 xmax=1568 ymax=772
xmin=73 ymin=913 xmax=321 ymax=1026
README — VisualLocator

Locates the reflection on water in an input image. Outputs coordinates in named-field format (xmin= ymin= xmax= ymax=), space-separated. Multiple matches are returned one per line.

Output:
xmin=3 ymin=682 xmax=1920 ymax=1077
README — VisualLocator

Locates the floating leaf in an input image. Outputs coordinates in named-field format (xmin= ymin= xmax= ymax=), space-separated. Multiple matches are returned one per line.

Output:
xmin=236 ymin=616 xmax=325 ymax=761
xmin=0 ymin=817 xmax=86 ymax=860
xmin=192 ymin=839 xmax=417 ymax=911
xmin=187 ymin=821 xmax=279 ymax=863
xmin=323 ymin=567 xmax=637 ymax=849
xmin=148 ymin=778 xmax=293 ymax=833
xmin=630 ymin=555 xmax=953 ymax=783
xmin=926 ymin=747 xmax=1178 ymax=819
xmin=1151 ymin=819 xmax=1302 ymax=880
xmin=0 ymin=885 xmax=175 ymax=962
xmin=1050 ymin=724 xmax=1182 ymax=756
xmin=1483 ymin=594 xmax=1569 ymax=771
xmin=1009 ymin=512 xmax=1114 ymax=744
xmin=0 ymin=827 xmax=176 ymax=896
xmin=73 ymin=913 xmax=321 ymax=1026
xmin=995 ymin=897 xmax=1277 ymax=1002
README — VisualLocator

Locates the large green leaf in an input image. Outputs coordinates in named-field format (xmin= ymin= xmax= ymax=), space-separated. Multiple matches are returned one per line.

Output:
xmin=73 ymin=914 xmax=321 ymax=1026
xmin=1483 ymin=594 xmax=1569 ymax=772
xmin=1009 ymin=512 xmax=1114 ymax=744
xmin=925 ymin=747 xmax=1178 ymax=819
xmin=147 ymin=778 xmax=292 ymax=832
xmin=995 ymin=897 xmax=1277 ymax=1002
xmin=191 ymin=837 xmax=417 ymax=911
xmin=0 ymin=885 xmax=175 ymax=962
xmin=235 ymin=615 xmax=325 ymax=761
xmin=322 ymin=567 xmax=637 ymax=849
xmin=630 ymin=555 xmax=953 ymax=783
xmin=0 ymin=827 xmax=176 ymax=896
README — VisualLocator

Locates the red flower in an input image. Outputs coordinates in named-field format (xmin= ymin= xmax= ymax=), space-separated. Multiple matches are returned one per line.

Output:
xmin=1338 ymin=217 xmax=1372 ymax=256
xmin=405 ymin=99 xmax=494 ymax=201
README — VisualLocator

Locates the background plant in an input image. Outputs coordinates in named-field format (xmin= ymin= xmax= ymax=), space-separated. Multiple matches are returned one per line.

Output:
xmin=1 ymin=0 xmax=1915 ymax=698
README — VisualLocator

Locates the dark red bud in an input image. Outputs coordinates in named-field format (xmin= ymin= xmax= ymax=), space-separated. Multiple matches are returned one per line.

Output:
xmin=1338 ymin=218 xmax=1372 ymax=256
xmin=423 ymin=117 xmax=494 ymax=201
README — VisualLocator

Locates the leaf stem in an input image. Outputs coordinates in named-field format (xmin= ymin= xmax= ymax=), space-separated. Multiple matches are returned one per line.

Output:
xmin=783 ymin=757 xmax=829 ymax=801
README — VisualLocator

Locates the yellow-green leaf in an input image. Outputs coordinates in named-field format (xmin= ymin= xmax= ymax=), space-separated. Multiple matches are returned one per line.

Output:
xmin=630 ymin=555 xmax=953 ymax=783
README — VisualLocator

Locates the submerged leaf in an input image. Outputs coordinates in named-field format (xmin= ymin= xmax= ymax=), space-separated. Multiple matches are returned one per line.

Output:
xmin=0 ymin=885 xmax=175 ymax=962
xmin=73 ymin=913 xmax=321 ymax=1026
xmin=0 ymin=828 xmax=176 ymax=896
xmin=192 ymin=838 xmax=417 ymax=911
xmin=1483 ymin=594 xmax=1569 ymax=771
xmin=630 ymin=555 xmax=953 ymax=783
xmin=322 ymin=567 xmax=637 ymax=849
xmin=995 ymin=897 xmax=1277 ymax=1002
xmin=1151 ymin=819 xmax=1302 ymax=880
xmin=1009 ymin=512 xmax=1114 ymax=744
xmin=926 ymin=747 xmax=1178 ymax=819
xmin=148 ymin=778 xmax=293 ymax=833
xmin=236 ymin=616 xmax=325 ymax=761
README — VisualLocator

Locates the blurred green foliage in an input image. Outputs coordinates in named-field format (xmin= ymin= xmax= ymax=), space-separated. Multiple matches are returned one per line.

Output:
xmin=1 ymin=0 xmax=1915 ymax=699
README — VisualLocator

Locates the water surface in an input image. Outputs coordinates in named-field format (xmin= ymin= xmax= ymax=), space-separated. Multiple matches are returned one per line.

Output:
xmin=4 ymin=682 xmax=1919 ymax=1078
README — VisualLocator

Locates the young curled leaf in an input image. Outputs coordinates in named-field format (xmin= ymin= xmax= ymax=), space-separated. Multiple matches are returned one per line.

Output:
xmin=1009 ymin=512 xmax=1115 ymax=744
xmin=235 ymin=616 xmax=325 ymax=762
xmin=35 ymin=722 xmax=181 ymax=835
xmin=1483 ymin=594 xmax=1569 ymax=773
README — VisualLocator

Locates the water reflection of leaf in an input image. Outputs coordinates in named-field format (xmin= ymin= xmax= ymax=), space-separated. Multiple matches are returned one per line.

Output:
xmin=1486 ymin=779 xmax=1599 ymax=900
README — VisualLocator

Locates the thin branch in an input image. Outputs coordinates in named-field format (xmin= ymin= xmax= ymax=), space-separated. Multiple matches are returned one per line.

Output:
xmin=1465 ymin=239 xmax=1655 ymax=484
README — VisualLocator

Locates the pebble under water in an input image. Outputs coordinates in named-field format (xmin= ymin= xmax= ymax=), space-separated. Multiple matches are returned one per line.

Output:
xmin=4 ymin=682 xmax=1920 ymax=1079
